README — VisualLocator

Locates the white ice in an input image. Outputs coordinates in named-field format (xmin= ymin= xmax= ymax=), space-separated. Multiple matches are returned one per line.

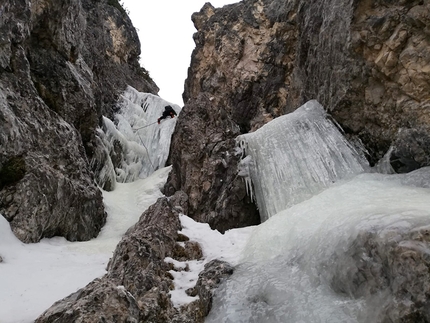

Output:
xmin=208 ymin=98 xmax=430 ymax=322
xmin=206 ymin=171 xmax=430 ymax=323
xmin=95 ymin=86 xmax=181 ymax=189
xmin=237 ymin=100 xmax=369 ymax=221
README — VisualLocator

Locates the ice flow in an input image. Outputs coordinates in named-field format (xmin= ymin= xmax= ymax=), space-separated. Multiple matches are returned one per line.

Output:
xmin=94 ymin=86 xmax=180 ymax=190
xmin=237 ymin=100 xmax=368 ymax=221
xmin=207 ymin=100 xmax=430 ymax=323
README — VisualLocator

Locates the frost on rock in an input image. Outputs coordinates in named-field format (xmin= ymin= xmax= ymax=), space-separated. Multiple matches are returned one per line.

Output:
xmin=236 ymin=100 xmax=369 ymax=221
xmin=93 ymin=86 xmax=181 ymax=190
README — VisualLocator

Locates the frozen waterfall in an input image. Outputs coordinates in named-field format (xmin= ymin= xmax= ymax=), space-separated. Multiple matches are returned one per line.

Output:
xmin=94 ymin=86 xmax=180 ymax=189
xmin=237 ymin=100 xmax=368 ymax=221
xmin=206 ymin=100 xmax=430 ymax=322
xmin=206 ymin=170 xmax=430 ymax=323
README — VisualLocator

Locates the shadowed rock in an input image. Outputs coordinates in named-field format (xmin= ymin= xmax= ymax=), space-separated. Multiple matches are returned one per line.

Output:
xmin=36 ymin=191 xmax=234 ymax=323
xmin=0 ymin=0 xmax=158 ymax=242
xmin=165 ymin=0 xmax=430 ymax=233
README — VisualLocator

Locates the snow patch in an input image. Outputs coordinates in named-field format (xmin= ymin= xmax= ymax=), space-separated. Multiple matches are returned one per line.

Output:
xmin=166 ymin=214 xmax=255 ymax=308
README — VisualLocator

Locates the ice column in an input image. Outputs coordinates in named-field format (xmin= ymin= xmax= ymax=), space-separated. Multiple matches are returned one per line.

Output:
xmin=237 ymin=100 xmax=368 ymax=221
xmin=95 ymin=86 xmax=180 ymax=189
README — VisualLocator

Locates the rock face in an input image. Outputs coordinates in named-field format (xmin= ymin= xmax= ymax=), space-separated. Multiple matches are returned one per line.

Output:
xmin=0 ymin=0 xmax=158 ymax=242
xmin=5 ymin=0 xmax=430 ymax=321
xmin=165 ymin=0 xmax=430 ymax=231
xmin=36 ymin=192 xmax=234 ymax=323
xmin=164 ymin=94 xmax=260 ymax=233
xmin=292 ymin=0 xmax=430 ymax=170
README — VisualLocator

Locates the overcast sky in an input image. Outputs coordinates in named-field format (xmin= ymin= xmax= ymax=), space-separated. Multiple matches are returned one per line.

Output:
xmin=122 ymin=0 xmax=239 ymax=106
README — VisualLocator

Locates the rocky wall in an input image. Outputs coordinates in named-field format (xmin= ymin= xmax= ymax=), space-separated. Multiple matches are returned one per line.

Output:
xmin=165 ymin=0 xmax=430 ymax=231
xmin=0 ymin=0 xmax=158 ymax=242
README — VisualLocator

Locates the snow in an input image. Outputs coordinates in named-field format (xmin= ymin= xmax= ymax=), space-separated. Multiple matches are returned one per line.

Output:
xmin=0 ymin=165 xmax=255 ymax=321
xmin=166 ymin=215 xmax=255 ymax=307
xmin=0 ymin=166 xmax=170 ymax=323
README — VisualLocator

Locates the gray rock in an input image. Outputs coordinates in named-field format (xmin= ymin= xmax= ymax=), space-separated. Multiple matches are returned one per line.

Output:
xmin=36 ymin=191 xmax=232 ymax=323
xmin=164 ymin=94 xmax=261 ymax=233
xmin=183 ymin=260 xmax=234 ymax=318
xmin=0 ymin=0 xmax=158 ymax=242
xmin=390 ymin=128 xmax=430 ymax=173
xmin=165 ymin=0 xmax=430 ymax=233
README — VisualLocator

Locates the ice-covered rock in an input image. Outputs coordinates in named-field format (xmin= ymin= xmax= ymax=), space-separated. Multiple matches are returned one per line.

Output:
xmin=0 ymin=0 xmax=157 ymax=243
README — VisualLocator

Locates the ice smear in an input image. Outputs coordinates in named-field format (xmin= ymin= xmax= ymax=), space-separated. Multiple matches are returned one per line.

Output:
xmin=237 ymin=100 xmax=369 ymax=221
xmin=206 ymin=171 xmax=430 ymax=323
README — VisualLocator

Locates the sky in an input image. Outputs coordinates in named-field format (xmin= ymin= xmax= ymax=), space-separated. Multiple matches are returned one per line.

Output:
xmin=122 ymin=0 xmax=240 ymax=106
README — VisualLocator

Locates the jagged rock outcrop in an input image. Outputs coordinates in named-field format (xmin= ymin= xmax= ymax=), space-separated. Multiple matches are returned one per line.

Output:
xmin=165 ymin=0 xmax=430 ymax=231
xmin=184 ymin=259 xmax=234 ymax=317
xmin=165 ymin=94 xmax=260 ymax=232
xmin=327 ymin=222 xmax=430 ymax=322
xmin=0 ymin=0 xmax=158 ymax=242
xmin=36 ymin=191 xmax=234 ymax=323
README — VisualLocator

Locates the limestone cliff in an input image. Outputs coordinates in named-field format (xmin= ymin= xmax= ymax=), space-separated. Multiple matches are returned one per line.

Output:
xmin=28 ymin=0 xmax=430 ymax=322
xmin=165 ymin=0 xmax=430 ymax=232
xmin=0 ymin=0 xmax=158 ymax=243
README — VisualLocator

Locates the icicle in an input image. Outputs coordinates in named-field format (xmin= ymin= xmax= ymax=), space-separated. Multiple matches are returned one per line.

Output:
xmin=238 ymin=155 xmax=254 ymax=202
xmin=93 ymin=86 xmax=181 ymax=189
xmin=374 ymin=146 xmax=395 ymax=174
xmin=236 ymin=100 xmax=369 ymax=221
xmin=92 ymin=127 xmax=117 ymax=190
